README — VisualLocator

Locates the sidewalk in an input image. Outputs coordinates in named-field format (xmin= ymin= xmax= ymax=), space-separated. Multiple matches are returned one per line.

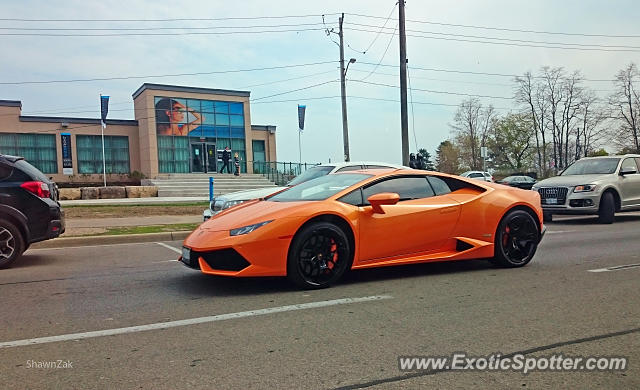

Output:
xmin=32 ymin=197 xmax=208 ymax=249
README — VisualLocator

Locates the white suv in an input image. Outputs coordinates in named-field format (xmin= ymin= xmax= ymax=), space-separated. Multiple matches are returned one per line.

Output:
xmin=203 ymin=161 xmax=407 ymax=220
xmin=460 ymin=171 xmax=493 ymax=182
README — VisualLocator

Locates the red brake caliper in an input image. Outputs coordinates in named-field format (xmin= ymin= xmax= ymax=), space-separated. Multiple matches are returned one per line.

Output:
xmin=502 ymin=226 xmax=510 ymax=247
xmin=329 ymin=239 xmax=337 ymax=269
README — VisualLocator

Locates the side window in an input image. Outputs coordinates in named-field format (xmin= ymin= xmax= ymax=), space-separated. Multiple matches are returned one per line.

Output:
xmin=0 ymin=163 xmax=12 ymax=181
xmin=337 ymin=188 xmax=364 ymax=206
xmin=470 ymin=173 xmax=483 ymax=178
xmin=621 ymin=158 xmax=638 ymax=173
xmin=427 ymin=176 xmax=452 ymax=196
xmin=362 ymin=176 xmax=434 ymax=204
xmin=365 ymin=164 xmax=393 ymax=170
xmin=335 ymin=165 xmax=363 ymax=173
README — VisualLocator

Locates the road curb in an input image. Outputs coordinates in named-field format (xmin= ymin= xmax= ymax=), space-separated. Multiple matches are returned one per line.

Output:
xmin=31 ymin=231 xmax=192 ymax=249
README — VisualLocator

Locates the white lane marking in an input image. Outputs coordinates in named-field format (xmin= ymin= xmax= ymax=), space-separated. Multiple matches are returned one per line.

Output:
xmin=155 ymin=242 xmax=182 ymax=254
xmin=0 ymin=295 xmax=392 ymax=349
xmin=546 ymin=230 xmax=577 ymax=234
xmin=151 ymin=259 xmax=179 ymax=263
xmin=587 ymin=263 xmax=640 ymax=273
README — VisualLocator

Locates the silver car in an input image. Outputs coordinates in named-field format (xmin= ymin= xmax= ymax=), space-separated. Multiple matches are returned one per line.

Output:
xmin=532 ymin=154 xmax=640 ymax=224
xmin=203 ymin=161 xmax=407 ymax=220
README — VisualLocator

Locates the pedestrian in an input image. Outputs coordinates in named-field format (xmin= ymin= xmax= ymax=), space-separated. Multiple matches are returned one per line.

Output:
xmin=409 ymin=153 xmax=418 ymax=169
xmin=219 ymin=146 xmax=231 ymax=174
xmin=233 ymin=152 xmax=240 ymax=176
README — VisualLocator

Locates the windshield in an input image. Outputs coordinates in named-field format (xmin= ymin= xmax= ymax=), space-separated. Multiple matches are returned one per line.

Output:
xmin=561 ymin=158 xmax=620 ymax=175
xmin=287 ymin=165 xmax=334 ymax=186
xmin=270 ymin=173 xmax=372 ymax=202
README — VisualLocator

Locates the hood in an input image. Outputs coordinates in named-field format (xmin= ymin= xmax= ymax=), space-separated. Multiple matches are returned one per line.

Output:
xmin=217 ymin=186 xmax=288 ymax=201
xmin=200 ymin=199 xmax=310 ymax=231
xmin=535 ymin=174 xmax=612 ymax=187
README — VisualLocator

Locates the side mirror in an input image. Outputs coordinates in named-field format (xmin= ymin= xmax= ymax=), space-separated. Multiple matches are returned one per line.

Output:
xmin=367 ymin=192 xmax=400 ymax=214
xmin=619 ymin=168 xmax=637 ymax=176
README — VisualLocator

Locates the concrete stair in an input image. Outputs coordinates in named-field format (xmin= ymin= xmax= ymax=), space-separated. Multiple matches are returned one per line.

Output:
xmin=143 ymin=173 xmax=278 ymax=197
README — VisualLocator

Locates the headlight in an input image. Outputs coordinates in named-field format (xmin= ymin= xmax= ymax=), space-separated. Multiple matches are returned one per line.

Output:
xmin=223 ymin=200 xmax=245 ymax=210
xmin=229 ymin=220 xmax=273 ymax=236
xmin=574 ymin=184 xmax=597 ymax=192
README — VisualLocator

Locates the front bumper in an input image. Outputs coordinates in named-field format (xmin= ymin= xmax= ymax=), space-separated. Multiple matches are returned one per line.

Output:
xmin=538 ymin=187 xmax=601 ymax=215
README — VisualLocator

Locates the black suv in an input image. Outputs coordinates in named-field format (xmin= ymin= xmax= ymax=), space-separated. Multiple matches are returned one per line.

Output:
xmin=0 ymin=154 xmax=65 ymax=267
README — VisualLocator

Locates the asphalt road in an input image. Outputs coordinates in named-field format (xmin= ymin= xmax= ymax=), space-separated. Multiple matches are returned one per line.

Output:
xmin=1 ymin=214 xmax=639 ymax=389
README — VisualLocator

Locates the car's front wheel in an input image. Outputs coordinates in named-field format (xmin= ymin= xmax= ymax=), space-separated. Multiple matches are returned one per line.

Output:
xmin=0 ymin=219 xmax=25 ymax=268
xmin=287 ymin=222 xmax=351 ymax=289
xmin=598 ymin=192 xmax=615 ymax=224
xmin=492 ymin=210 xmax=539 ymax=268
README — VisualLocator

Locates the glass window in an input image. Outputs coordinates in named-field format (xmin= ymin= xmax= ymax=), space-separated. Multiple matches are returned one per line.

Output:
xmin=270 ymin=173 xmax=371 ymax=202
xmin=620 ymin=158 xmax=638 ymax=173
xmin=362 ymin=176 xmax=435 ymax=204
xmin=230 ymin=115 xmax=244 ymax=127
xmin=338 ymin=188 xmax=364 ymax=206
xmin=157 ymin=136 xmax=189 ymax=173
xmin=0 ymin=162 xmax=12 ymax=181
xmin=77 ymin=135 xmax=130 ymax=174
xmin=186 ymin=99 xmax=201 ymax=112
xmin=230 ymin=126 xmax=244 ymax=138
xmin=231 ymin=138 xmax=245 ymax=152
xmin=229 ymin=102 xmax=243 ymax=115
xmin=427 ymin=176 xmax=452 ymax=196
xmin=562 ymin=158 xmax=620 ymax=175
xmin=215 ymin=114 xmax=230 ymax=126
xmin=336 ymin=165 xmax=363 ymax=172
xmin=288 ymin=165 xmax=334 ymax=186
xmin=214 ymin=102 xmax=229 ymax=114
xmin=201 ymin=100 xmax=215 ymax=113
xmin=0 ymin=133 xmax=57 ymax=173
xmin=469 ymin=173 xmax=483 ymax=178
xmin=365 ymin=164 xmax=395 ymax=170
xmin=216 ymin=126 xmax=230 ymax=138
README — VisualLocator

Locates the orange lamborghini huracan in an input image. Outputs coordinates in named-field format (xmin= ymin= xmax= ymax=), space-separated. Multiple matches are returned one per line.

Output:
xmin=180 ymin=169 xmax=545 ymax=289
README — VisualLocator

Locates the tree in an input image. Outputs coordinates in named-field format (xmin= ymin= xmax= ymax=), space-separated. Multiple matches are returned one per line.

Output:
xmin=489 ymin=114 xmax=535 ymax=172
xmin=417 ymin=148 xmax=434 ymax=170
xmin=450 ymin=98 xmax=495 ymax=170
xmin=435 ymin=140 xmax=460 ymax=174
xmin=609 ymin=62 xmax=640 ymax=153
xmin=587 ymin=148 xmax=609 ymax=157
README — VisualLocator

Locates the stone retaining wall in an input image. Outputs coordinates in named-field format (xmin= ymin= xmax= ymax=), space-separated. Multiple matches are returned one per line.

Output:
xmin=59 ymin=186 xmax=158 ymax=200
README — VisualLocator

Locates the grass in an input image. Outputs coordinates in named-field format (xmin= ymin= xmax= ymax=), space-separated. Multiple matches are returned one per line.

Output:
xmin=70 ymin=223 xmax=200 ymax=237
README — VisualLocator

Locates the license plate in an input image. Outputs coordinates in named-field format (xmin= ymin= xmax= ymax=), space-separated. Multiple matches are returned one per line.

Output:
xmin=181 ymin=247 xmax=191 ymax=264
xmin=545 ymin=198 xmax=558 ymax=205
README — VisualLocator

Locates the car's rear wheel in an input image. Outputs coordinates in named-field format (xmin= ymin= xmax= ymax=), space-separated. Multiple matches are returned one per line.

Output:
xmin=598 ymin=192 xmax=615 ymax=224
xmin=0 ymin=219 xmax=25 ymax=268
xmin=492 ymin=210 xmax=539 ymax=268
xmin=287 ymin=222 xmax=350 ymax=289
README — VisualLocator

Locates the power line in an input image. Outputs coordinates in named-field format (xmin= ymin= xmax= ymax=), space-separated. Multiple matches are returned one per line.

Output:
xmin=0 ymin=14 xmax=341 ymax=22
xmin=350 ymin=79 xmax=513 ymax=100
xmin=0 ymin=61 xmax=337 ymax=85
xmin=356 ymin=61 xmax=617 ymax=82
xmin=347 ymin=13 xmax=640 ymax=39
xmin=347 ymin=27 xmax=640 ymax=53
xmin=356 ymin=21 xmax=398 ymax=82
xmin=251 ymin=80 xmax=338 ymax=101
xmin=346 ymin=2 xmax=397 ymax=54
xmin=0 ymin=22 xmax=332 ymax=31
xmin=0 ymin=26 xmax=330 ymax=37
xmin=348 ymin=22 xmax=640 ymax=50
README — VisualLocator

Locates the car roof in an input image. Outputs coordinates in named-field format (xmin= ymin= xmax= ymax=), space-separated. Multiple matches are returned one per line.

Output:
xmin=0 ymin=154 xmax=24 ymax=163
xmin=315 ymin=161 xmax=409 ymax=170
xmin=579 ymin=154 xmax=640 ymax=159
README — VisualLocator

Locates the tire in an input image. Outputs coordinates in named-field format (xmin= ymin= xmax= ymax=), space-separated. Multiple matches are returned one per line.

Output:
xmin=597 ymin=192 xmax=615 ymax=224
xmin=492 ymin=210 xmax=539 ymax=268
xmin=0 ymin=219 xmax=25 ymax=268
xmin=543 ymin=212 xmax=553 ymax=223
xmin=287 ymin=222 xmax=351 ymax=289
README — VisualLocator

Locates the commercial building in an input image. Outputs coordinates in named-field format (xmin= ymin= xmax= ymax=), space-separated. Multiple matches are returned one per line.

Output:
xmin=0 ymin=83 xmax=277 ymax=183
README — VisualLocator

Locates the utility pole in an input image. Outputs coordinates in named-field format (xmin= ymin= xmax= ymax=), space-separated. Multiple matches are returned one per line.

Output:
xmin=339 ymin=13 xmax=351 ymax=162
xmin=398 ymin=0 xmax=409 ymax=166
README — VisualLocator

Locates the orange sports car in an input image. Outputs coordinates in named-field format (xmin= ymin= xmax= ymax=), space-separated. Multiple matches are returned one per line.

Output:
xmin=180 ymin=169 xmax=545 ymax=289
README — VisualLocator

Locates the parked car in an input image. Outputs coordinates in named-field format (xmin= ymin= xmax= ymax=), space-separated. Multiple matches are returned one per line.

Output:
xmin=183 ymin=169 xmax=545 ymax=289
xmin=460 ymin=171 xmax=493 ymax=182
xmin=497 ymin=175 xmax=537 ymax=190
xmin=0 ymin=154 xmax=65 ymax=267
xmin=532 ymin=154 xmax=640 ymax=223
xmin=203 ymin=161 xmax=407 ymax=220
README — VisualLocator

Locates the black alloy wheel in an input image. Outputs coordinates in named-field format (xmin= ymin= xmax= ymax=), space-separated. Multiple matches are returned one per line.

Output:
xmin=287 ymin=222 xmax=350 ymax=289
xmin=0 ymin=220 xmax=24 ymax=268
xmin=492 ymin=210 xmax=539 ymax=267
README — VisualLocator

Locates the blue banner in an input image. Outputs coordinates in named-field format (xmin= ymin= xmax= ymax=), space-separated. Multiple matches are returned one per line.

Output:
xmin=60 ymin=133 xmax=72 ymax=175
xmin=100 ymin=95 xmax=109 ymax=125
xmin=298 ymin=104 xmax=306 ymax=131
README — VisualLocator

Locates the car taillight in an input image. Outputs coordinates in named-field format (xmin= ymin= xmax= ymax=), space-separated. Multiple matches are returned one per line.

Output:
xmin=20 ymin=181 xmax=50 ymax=198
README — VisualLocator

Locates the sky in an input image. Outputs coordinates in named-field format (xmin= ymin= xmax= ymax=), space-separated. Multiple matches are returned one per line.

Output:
xmin=2 ymin=0 xmax=640 ymax=165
